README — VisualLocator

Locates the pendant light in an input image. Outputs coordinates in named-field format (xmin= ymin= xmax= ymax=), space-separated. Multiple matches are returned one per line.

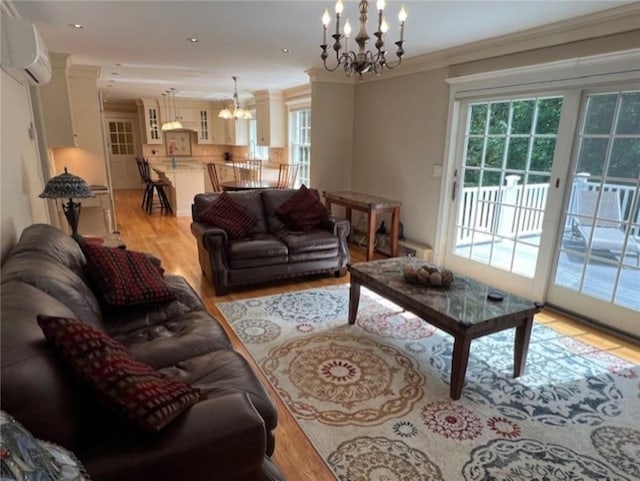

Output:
xmin=218 ymin=76 xmax=253 ymax=120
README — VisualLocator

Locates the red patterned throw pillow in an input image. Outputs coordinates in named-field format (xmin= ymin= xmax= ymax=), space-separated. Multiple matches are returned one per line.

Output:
xmin=37 ymin=315 xmax=204 ymax=432
xmin=200 ymin=192 xmax=257 ymax=239
xmin=276 ymin=185 xmax=331 ymax=231
xmin=81 ymin=244 xmax=175 ymax=306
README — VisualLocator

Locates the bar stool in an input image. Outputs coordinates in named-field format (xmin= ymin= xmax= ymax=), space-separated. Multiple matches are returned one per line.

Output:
xmin=140 ymin=158 xmax=172 ymax=215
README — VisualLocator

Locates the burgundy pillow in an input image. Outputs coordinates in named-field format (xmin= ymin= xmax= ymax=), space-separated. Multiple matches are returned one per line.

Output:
xmin=276 ymin=185 xmax=331 ymax=231
xmin=37 ymin=315 xmax=204 ymax=432
xmin=81 ymin=244 xmax=175 ymax=306
xmin=200 ymin=192 xmax=257 ymax=239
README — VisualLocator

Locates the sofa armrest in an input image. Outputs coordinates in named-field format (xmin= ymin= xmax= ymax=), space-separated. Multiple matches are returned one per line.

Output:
xmin=322 ymin=216 xmax=351 ymax=240
xmin=81 ymin=393 xmax=269 ymax=481
xmin=191 ymin=222 xmax=229 ymax=251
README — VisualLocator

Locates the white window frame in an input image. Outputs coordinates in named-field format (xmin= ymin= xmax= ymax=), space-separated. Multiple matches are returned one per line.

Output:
xmin=287 ymin=98 xmax=311 ymax=187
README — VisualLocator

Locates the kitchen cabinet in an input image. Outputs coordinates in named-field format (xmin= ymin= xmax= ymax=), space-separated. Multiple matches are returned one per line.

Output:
xmin=254 ymin=90 xmax=285 ymax=148
xmin=224 ymin=118 xmax=249 ymax=146
xmin=38 ymin=53 xmax=76 ymax=146
xmin=137 ymin=98 xmax=162 ymax=144
xmin=196 ymin=108 xmax=212 ymax=144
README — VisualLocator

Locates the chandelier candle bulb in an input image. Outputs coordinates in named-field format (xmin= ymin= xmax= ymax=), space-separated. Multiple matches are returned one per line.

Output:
xmin=399 ymin=5 xmax=407 ymax=42
xmin=344 ymin=20 xmax=351 ymax=51
xmin=322 ymin=9 xmax=330 ymax=44
xmin=320 ymin=0 xmax=407 ymax=79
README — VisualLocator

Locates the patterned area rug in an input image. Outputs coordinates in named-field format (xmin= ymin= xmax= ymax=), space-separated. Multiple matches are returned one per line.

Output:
xmin=216 ymin=285 xmax=640 ymax=481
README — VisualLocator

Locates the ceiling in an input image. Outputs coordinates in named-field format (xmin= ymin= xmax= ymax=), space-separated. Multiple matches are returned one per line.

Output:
xmin=11 ymin=0 xmax=634 ymax=103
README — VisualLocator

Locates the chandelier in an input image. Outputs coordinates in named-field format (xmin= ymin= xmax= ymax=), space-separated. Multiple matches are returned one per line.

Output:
xmin=321 ymin=0 xmax=406 ymax=79
xmin=218 ymin=76 xmax=253 ymax=120
xmin=161 ymin=88 xmax=183 ymax=131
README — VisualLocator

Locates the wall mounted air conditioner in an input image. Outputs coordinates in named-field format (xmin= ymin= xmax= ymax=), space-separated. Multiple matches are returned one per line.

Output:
xmin=1 ymin=14 xmax=52 ymax=85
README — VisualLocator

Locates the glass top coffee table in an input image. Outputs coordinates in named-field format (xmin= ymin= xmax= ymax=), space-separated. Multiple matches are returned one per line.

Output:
xmin=348 ymin=257 xmax=542 ymax=400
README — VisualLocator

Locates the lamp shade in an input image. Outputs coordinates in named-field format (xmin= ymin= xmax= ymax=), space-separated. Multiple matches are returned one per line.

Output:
xmin=39 ymin=168 xmax=95 ymax=199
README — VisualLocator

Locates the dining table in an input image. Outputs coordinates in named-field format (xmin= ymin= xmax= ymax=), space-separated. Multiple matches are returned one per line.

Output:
xmin=221 ymin=180 xmax=279 ymax=191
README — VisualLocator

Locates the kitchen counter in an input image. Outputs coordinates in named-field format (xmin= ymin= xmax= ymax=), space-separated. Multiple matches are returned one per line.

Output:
xmin=153 ymin=164 xmax=205 ymax=217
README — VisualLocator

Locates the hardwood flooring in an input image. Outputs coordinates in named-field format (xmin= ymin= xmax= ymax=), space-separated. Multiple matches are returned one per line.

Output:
xmin=112 ymin=188 xmax=640 ymax=481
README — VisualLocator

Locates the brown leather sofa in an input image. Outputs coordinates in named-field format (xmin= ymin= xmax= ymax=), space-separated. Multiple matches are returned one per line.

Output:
xmin=1 ymin=224 xmax=284 ymax=481
xmin=191 ymin=188 xmax=350 ymax=295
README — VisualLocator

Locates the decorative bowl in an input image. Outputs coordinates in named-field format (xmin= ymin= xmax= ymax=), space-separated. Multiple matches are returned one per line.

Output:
xmin=403 ymin=265 xmax=454 ymax=288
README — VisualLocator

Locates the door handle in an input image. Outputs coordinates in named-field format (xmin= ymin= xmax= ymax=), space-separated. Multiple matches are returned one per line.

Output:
xmin=452 ymin=181 xmax=457 ymax=202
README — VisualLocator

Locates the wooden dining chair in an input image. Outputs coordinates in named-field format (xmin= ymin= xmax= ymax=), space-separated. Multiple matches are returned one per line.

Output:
xmin=233 ymin=159 xmax=262 ymax=182
xmin=276 ymin=163 xmax=299 ymax=189
xmin=206 ymin=163 xmax=223 ymax=192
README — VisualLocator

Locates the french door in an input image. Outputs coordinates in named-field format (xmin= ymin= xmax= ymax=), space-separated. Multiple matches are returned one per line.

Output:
xmin=444 ymin=93 xmax=575 ymax=301
xmin=105 ymin=114 xmax=141 ymax=190
xmin=547 ymin=88 xmax=640 ymax=336
xmin=444 ymin=86 xmax=639 ymax=338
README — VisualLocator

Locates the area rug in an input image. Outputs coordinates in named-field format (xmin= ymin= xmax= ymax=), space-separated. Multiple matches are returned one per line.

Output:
xmin=216 ymin=285 xmax=640 ymax=481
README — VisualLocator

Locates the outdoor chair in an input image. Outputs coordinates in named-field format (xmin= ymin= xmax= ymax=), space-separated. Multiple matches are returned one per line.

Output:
xmin=572 ymin=189 xmax=639 ymax=266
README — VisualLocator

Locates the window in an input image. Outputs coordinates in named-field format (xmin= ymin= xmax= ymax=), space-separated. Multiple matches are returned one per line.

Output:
xmin=248 ymin=113 xmax=269 ymax=160
xmin=109 ymin=121 xmax=134 ymax=155
xmin=289 ymin=108 xmax=311 ymax=186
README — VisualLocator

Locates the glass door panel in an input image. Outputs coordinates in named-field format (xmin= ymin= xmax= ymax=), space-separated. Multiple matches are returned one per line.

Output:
xmin=549 ymin=89 xmax=640 ymax=335
xmin=451 ymin=96 xmax=562 ymax=282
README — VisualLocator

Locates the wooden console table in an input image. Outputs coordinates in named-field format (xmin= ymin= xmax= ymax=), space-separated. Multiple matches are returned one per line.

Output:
xmin=323 ymin=191 xmax=402 ymax=261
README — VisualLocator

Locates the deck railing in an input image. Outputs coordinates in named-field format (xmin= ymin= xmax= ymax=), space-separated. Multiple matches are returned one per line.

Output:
xmin=456 ymin=177 xmax=638 ymax=245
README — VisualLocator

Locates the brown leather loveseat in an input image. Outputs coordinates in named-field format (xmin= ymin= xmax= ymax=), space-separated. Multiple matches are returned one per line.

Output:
xmin=1 ymin=223 xmax=284 ymax=481
xmin=191 ymin=188 xmax=350 ymax=295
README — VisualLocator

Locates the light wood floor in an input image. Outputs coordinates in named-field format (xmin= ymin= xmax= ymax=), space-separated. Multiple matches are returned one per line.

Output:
xmin=112 ymin=189 xmax=640 ymax=481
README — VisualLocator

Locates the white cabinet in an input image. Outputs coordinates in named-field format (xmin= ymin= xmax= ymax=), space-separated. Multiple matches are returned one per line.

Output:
xmin=254 ymin=90 xmax=285 ymax=147
xmin=137 ymin=98 xmax=162 ymax=144
xmin=196 ymin=108 xmax=212 ymax=144
xmin=38 ymin=53 xmax=77 ymax=146
xmin=224 ymin=118 xmax=249 ymax=146
xmin=211 ymin=116 xmax=226 ymax=145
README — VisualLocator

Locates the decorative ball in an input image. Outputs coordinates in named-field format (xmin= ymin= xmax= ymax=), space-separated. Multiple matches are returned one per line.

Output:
xmin=403 ymin=264 xmax=454 ymax=288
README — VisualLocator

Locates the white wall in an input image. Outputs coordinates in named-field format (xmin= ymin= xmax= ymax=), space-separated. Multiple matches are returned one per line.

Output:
xmin=351 ymin=69 xmax=450 ymax=246
xmin=1 ymin=68 xmax=48 ymax=263
xmin=310 ymin=80 xmax=354 ymax=195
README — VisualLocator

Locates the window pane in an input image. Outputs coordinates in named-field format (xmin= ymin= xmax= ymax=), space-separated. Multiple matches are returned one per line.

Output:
xmin=576 ymin=138 xmax=608 ymax=176
xmin=485 ymin=138 xmax=505 ymax=168
xmin=583 ymin=94 xmax=617 ymax=134
xmin=530 ymin=138 xmax=556 ymax=172
xmin=607 ymin=139 xmax=640 ymax=179
xmin=488 ymin=102 xmax=509 ymax=134
xmin=465 ymin=137 xmax=483 ymax=167
xmin=506 ymin=137 xmax=529 ymax=170
xmin=511 ymin=100 xmax=534 ymax=134
xmin=616 ymin=92 xmax=640 ymax=135
xmin=535 ymin=97 xmax=562 ymax=134
xmin=469 ymin=104 xmax=487 ymax=135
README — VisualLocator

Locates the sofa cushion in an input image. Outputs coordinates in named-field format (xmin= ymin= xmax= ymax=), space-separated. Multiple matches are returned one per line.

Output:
xmin=38 ymin=315 xmax=205 ymax=432
xmin=82 ymin=244 xmax=176 ymax=307
xmin=280 ymin=229 xmax=339 ymax=254
xmin=227 ymin=234 xmax=288 ymax=269
xmin=199 ymin=192 xmax=258 ymax=239
xmin=276 ymin=185 xmax=331 ymax=231
xmin=194 ymin=191 xmax=267 ymax=235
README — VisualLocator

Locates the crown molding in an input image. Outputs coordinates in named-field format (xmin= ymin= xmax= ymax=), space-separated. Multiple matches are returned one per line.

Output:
xmin=356 ymin=3 xmax=640 ymax=84
xmin=306 ymin=68 xmax=357 ymax=85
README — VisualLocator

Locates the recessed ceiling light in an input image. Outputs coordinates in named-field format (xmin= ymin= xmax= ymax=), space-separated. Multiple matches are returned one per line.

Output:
xmin=188 ymin=38 xmax=199 ymax=43
xmin=68 ymin=23 xmax=84 ymax=29
xmin=110 ymin=72 xmax=119 ymax=75
xmin=281 ymin=48 xmax=291 ymax=54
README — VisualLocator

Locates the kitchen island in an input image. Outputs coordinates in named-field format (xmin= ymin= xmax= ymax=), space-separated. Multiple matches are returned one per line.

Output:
xmin=152 ymin=163 xmax=205 ymax=217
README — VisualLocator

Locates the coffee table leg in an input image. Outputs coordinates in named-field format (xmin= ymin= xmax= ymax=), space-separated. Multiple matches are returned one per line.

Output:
xmin=348 ymin=282 xmax=361 ymax=325
xmin=450 ymin=335 xmax=472 ymax=400
xmin=514 ymin=316 xmax=534 ymax=377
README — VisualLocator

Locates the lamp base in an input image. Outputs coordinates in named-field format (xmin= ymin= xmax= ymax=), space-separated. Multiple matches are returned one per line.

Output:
xmin=62 ymin=199 xmax=83 ymax=243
